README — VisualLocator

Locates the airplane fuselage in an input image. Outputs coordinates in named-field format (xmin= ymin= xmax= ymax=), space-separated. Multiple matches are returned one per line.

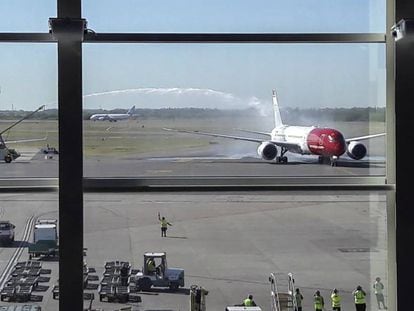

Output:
xmin=90 ymin=114 xmax=130 ymax=121
xmin=271 ymin=126 xmax=346 ymax=157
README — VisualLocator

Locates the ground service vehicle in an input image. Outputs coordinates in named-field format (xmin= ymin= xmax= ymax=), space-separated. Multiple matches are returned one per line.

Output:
xmin=134 ymin=252 xmax=184 ymax=291
xmin=0 ymin=105 xmax=45 ymax=163
xmin=41 ymin=145 xmax=59 ymax=154
xmin=0 ymin=221 xmax=15 ymax=245
xmin=28 ymin=219 xmax=58 ymax=259
xmin=0 ymin=146 xmax=20 ymax=163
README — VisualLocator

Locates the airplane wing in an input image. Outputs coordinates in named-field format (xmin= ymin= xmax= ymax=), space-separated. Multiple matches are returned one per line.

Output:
xmin=162 ymin=128 xmax=299 ymax=151
xmin=345 ymin=133 xmax=386 ymax=142
xmin=235 ymin=128 xmax=272 ymax=137
xmin=163 ymin=128 xmax=264 ymax=143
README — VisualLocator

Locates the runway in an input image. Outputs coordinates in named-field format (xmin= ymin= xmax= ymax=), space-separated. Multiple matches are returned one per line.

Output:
xmin=0 ymin=150 xmax=386 ymax=179
xmin=0 ymin=191 xmax=389 ymax=310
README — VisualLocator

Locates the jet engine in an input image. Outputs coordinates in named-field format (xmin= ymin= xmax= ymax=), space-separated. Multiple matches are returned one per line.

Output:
xmin=257 ymin=142 xmax=278 ymax=160
xmin=346 ymin=141 xmax=367 ymax=160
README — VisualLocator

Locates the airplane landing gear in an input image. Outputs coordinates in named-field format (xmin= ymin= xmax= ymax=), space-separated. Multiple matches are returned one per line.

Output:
xmin=275 ymin=147 xmax=288 ymax=163
xmin=318 ymin=156 xmax=338 ymax=166
xmin=330 ymin=156 xmax=339 ymax=167
xmin=276 ymin=156 xmax=288 ymax=163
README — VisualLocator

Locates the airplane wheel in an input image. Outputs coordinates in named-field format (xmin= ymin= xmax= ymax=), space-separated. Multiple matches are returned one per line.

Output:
xmin=282 ymin=156 xmax=288 ymax=163
xmin=4 ymin=155 xmax=12 ymax=163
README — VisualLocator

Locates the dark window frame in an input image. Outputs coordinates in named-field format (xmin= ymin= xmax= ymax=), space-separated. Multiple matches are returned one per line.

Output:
xmin=2 ymin=0 xmax=411 ymax=310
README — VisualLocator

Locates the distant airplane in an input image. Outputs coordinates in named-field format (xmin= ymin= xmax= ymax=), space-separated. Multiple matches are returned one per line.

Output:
xmin=0 ymin=105 xmax=46 ymax=163
xmin=89 ymin=105 xmax=136 ymax=122
xmin=164 ymin=90 xmax=385 ymax=166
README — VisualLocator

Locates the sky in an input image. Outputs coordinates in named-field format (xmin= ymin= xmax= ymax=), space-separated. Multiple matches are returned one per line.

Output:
xmin=0 ymin=1 xmax=386 ymax=112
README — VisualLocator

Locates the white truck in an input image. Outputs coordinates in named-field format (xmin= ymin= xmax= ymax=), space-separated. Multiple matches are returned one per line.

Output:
xmin=0 ymin=221 xmax=15 ymax=245
xmin=28 ymin=219 xmax=58 ymax=259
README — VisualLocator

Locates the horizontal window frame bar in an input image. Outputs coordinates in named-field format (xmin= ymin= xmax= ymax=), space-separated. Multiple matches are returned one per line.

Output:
xmin=0 ymin=177 xmax=394 ymax=192
xmin=84 ymin=33 xmax=386 ymax=43
xmin=0 ymin=32 xmax=386 ymax=43
xmin=0 ymin=33 xmax=55 ymax=42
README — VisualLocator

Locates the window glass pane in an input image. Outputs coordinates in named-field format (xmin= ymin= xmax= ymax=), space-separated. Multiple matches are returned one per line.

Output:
xmin=0 ymin=44 xmax=57 ymax=178
xmin=83 ymin=43 xmax=386 ymax=178
xmin=83 ymin=191 xmax=390 ymax=310
xmin=0 ymin=192 xmax=59 ymax=309
xmin=0 ymin=2 xmax=56 ymax=32
xmin=83 ymin=0 xmax=385 ymax=33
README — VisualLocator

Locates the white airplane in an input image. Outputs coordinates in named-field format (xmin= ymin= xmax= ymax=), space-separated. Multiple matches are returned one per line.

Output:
xmin=0 ymin=105 xmax=47 ymax=163
xmin=89 ymin=105 xmax=136 ymax=122
xmin=163 ymin=90 xmax=385 ymax=166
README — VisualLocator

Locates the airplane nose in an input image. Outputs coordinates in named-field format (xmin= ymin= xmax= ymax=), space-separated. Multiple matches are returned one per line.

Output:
xmin=332 ymin=132 xmax=346 ymax=156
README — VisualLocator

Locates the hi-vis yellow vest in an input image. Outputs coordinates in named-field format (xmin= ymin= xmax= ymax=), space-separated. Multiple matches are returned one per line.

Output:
xmin=331 ymin=293 xmax=341 ymax=307
xmin=354 ymin=290 xmax=366 ymax=304
xmin=314 ymin=296 xmax=323 ymax=309
xmin=160 ymin=219 xmax=169 ymax=228
xmin=244 ymin=298 xmax=254 ymax=306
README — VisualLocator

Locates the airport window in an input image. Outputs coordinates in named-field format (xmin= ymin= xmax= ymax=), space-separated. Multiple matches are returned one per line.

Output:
xmin=83 ymin=43 xmax=386 ymax=179
xmin=0 ymin=44 xmax=57 ymax=179
xmin=83 ymin=0 xmax=386 ymax=34
xmin=81 ymin=191 xmax=391 ymax=310
xmin=0 ymin=192 xmax=59 ymax=309
xmin=0 ymin=1 xmax=56 ymax=33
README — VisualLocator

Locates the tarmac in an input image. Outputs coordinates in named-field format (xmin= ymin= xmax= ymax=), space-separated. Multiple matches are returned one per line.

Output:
xmin=0 ymin=190 xmax=389 ymax=311
xmin=0 ymin=147 xmax=386 ymax=179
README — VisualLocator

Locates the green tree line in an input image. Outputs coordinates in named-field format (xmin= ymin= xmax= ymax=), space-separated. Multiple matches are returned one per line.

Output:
xmin=0 ymin=107 xmax=386 ymax=122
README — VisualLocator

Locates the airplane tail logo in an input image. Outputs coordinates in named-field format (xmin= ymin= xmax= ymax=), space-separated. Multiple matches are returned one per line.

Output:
xmin=272 ymin=90 xmax=283 ymax=128
xmin=127 ymin=105 xmax=136 ymax=115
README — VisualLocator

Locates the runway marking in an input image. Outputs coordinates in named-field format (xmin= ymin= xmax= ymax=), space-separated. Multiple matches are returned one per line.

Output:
xmin=145 ymin=170 xmax=173 ymax=174
xmin=174 ymin=159 xmax=194 ymax=163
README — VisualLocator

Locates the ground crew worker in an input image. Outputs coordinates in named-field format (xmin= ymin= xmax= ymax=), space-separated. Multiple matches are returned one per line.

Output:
xmin=314 ymin=290 xmax=324 ymax=311
xmin=373 ymin=277 xmax=387 ymax=309
xmin=331 ymin=288 xmax=341 ymax=311
xmin=243 ymin=294 xmax=257 ymax=306
xmin=146 ymin=258 xmax=156 ymax=274
xmin=294 ymin=288 xmax=304 ymax=311
xmin=352 ymin=285 xmax=367 ymax=311
xmin=158 ymin=212 xmax=172 ymax=237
